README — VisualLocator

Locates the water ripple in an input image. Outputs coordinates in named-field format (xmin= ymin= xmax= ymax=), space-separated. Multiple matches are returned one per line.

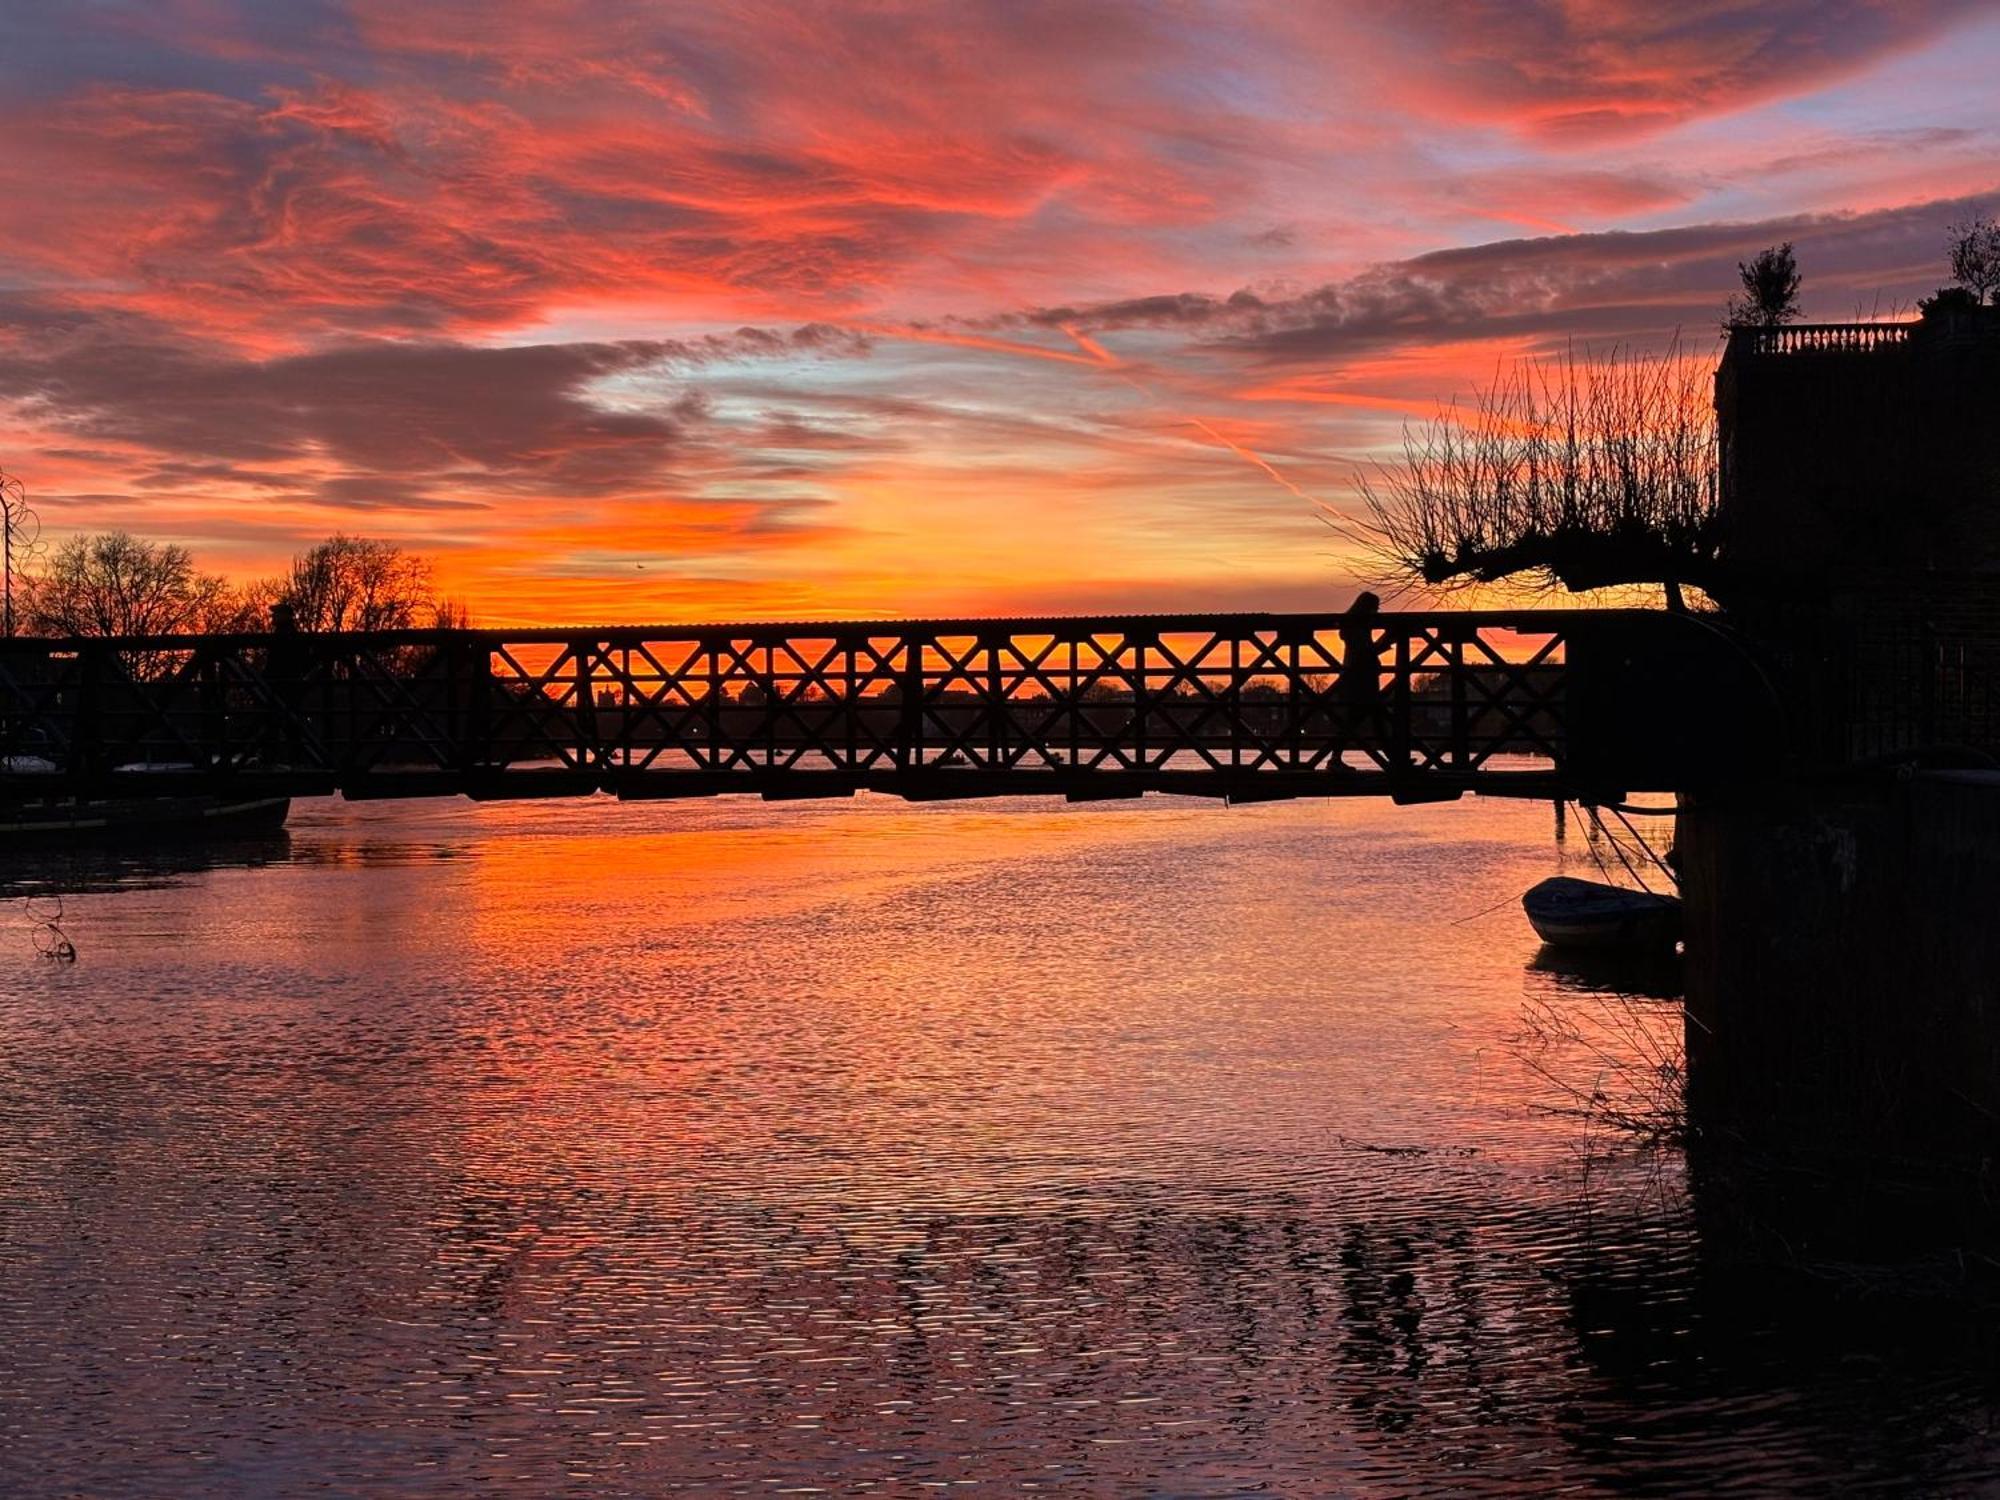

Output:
xmin=0 ymin=795 xmax=1992 ymax=1496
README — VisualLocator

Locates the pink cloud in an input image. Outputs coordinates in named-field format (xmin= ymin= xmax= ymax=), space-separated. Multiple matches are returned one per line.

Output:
xmin=1320 ymin=0 xmax=1990 ymax=141
xmin=0 ymin=2 xmax=1992 ymax=619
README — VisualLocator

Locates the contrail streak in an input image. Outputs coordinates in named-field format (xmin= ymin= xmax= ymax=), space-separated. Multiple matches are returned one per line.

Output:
xmin=1054 ymin=324 xmax=1378 ymax=551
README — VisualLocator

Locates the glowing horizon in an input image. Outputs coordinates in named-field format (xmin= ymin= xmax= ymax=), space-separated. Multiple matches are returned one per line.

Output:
xmin=1 ymin=1 xmax=1996 ymax=625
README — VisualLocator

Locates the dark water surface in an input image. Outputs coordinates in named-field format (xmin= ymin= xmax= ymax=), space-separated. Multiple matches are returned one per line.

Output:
xmin=0 ymin=794 xmax=1994 ymax=1496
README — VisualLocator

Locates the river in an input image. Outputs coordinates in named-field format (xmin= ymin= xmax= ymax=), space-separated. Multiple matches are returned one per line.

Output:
xmin=0 ymin=793 xmax=1994 ymax=1496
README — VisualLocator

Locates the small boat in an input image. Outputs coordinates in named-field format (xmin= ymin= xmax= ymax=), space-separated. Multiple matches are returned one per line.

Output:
xmin=0 ymin=794 xmax=291 ymax=843
xmin=1522 ymin=876 xmax=1680 ymax=952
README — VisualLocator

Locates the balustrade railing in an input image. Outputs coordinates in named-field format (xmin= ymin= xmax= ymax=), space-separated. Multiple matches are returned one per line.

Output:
xmin=1725 ymin=322 xmax=1915 ymax=357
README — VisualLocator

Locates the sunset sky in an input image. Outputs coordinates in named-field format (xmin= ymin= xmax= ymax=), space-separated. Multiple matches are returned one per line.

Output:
xmin=2 ymin=1 xmax=1997 ymax=624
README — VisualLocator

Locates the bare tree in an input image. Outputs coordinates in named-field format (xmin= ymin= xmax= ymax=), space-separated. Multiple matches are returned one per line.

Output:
xmin=1359 ymin=343 xmax=1720 ymax=611
xmin=1724 ymin=242 xmax=1802 ymax=328
xmin=26 ymin=531 xmax=243 ymax=637
xmin=273 ymin=535 xmax=456 ymax=631
xmin=1946 ymin=214 xmax=2000 ymax=305
xmin=1 ymin=465 xmax=40 ymax=639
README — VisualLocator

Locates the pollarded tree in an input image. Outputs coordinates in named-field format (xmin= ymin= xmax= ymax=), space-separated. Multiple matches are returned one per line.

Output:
xmin=1359 ymin=344 xmax=1720 ymax=612
xmin=1724 ymin=242 xmax=1802 ymax=328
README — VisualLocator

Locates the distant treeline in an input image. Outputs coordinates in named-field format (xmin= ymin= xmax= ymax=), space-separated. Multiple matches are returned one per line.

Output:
xmin=14 ymin=530 xmax=463 ymax=637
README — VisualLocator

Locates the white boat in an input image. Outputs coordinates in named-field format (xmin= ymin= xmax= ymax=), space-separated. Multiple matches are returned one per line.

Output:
xmin=1522 ymin=876 xmax=1680 ymax=952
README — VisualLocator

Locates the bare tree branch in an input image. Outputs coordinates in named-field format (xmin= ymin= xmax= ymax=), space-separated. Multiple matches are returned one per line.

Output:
xmin=1358 ymin=341 xmax=1721 ymax=609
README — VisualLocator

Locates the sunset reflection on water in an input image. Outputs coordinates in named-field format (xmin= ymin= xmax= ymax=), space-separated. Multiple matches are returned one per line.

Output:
xmin=0 ymin=794 xmax=1992 ymax=1496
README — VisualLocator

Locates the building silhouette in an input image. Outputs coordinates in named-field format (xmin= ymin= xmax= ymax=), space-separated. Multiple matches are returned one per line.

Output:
xmin=1716 ymin=303 xmax=2000 ymax=756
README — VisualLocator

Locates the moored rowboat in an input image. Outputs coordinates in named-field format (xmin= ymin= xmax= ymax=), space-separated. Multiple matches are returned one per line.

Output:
xmin=1522 ymin=875 xmax=1680 ymax=952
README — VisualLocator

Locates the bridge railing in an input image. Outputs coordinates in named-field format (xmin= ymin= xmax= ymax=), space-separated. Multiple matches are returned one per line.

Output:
xmin=0 ymin=613 xmax=1601 ymax=802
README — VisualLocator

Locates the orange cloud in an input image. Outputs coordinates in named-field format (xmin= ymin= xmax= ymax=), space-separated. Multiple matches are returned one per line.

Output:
xmin=0 ymin=2 xmax=1991 ymax=621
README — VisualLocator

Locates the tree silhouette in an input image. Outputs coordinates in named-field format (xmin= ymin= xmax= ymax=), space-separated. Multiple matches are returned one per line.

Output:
xmin=1946 ymin=214 xmax=2000 ymax=305
xmin=1919 ymin=285 xmax=1982 ymax=317
xmin=1360 ymin=343 xmax=1719 ymax=611
xmin=269 ymin=535 xmax=455 ymax=631
xmin=27 ymin=531 xmax=244 ymax=637
xmin=1725 ymin=243 xmax=1802 ymax=328
xmin=0 ymin=465 xmax=40 ymax=639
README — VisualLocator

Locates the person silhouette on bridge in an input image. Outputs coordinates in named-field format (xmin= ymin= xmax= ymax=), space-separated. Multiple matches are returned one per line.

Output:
xmin=1338 ymin=590 xmax=1387 ymax=765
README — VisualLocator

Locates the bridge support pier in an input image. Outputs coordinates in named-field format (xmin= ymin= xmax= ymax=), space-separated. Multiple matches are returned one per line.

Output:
xmin=1677 ymin=776 xmax=2000 ymax=1252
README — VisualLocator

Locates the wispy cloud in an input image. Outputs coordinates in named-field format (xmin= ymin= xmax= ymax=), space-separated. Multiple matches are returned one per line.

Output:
xmin=0 ymin=1 xmax=1993 ymax=618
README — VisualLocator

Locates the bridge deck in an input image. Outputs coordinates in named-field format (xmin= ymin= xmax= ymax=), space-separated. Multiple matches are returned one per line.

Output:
xmin=0 ymin=610 xmax=1763 ymax=806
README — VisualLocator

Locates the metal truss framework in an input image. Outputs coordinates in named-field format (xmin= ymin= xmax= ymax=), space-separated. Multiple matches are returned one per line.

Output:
xmin=0 ymin=611 xmax=1685 ymax=806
